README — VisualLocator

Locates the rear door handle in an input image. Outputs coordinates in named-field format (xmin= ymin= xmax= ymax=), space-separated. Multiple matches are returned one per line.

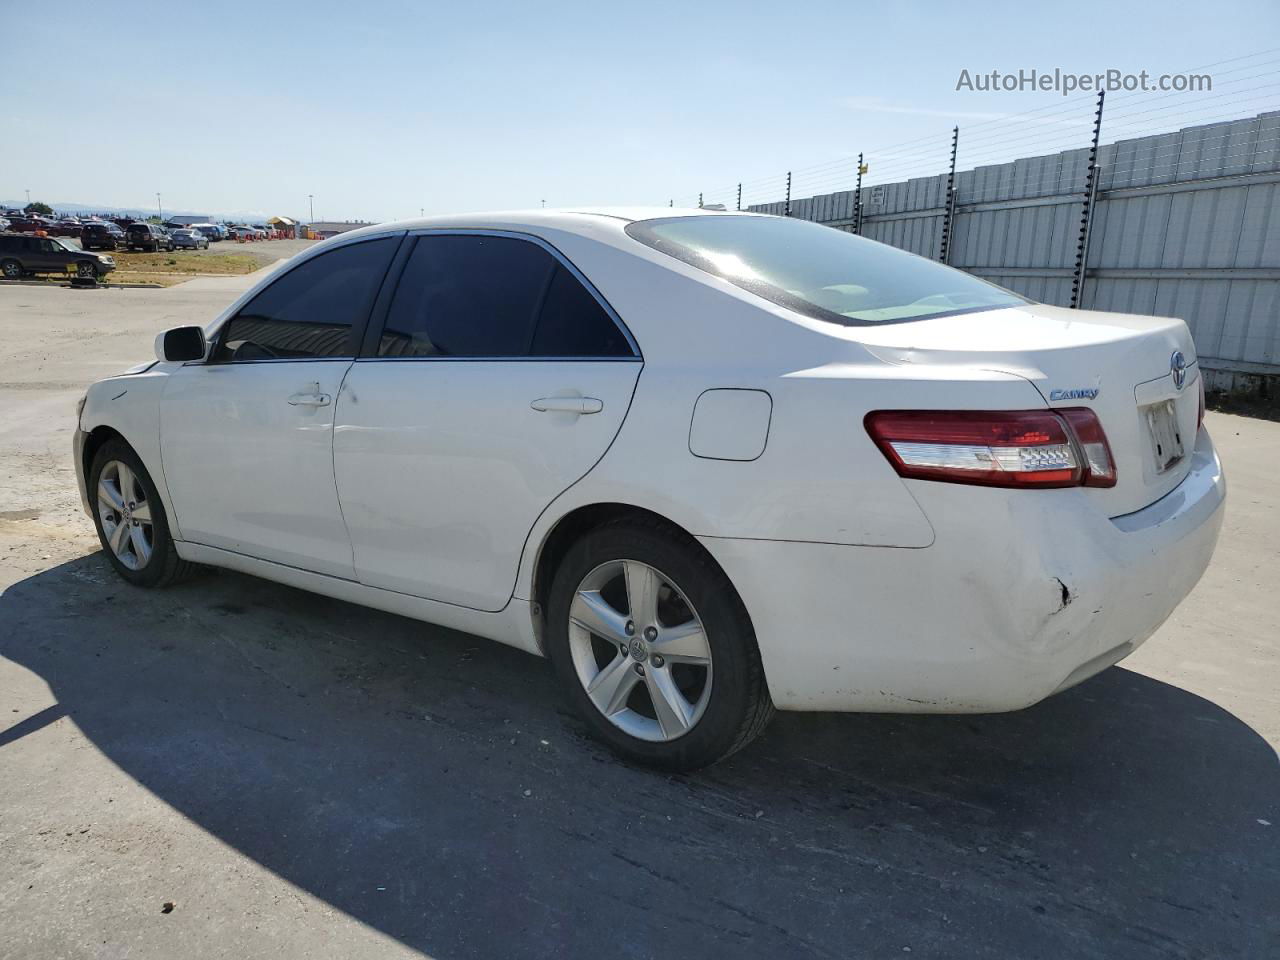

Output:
xmin=288 ymin=387 xmax=331 ymax=407
xmin=531 ymin=396 xmax=603 ymax=415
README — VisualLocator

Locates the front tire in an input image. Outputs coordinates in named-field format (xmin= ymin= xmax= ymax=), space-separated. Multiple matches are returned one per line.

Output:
xmin=76 ymin=262 xmax=97 ymax=279
xmin=89 ymin=439 xmax=198 ymax=587
xmin=546 ymin=519 xmax=773 ymax=771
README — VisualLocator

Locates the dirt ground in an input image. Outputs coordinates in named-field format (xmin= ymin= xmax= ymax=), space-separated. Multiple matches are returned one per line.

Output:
xmin=0 ymin=274 xmax=1277 ymax=959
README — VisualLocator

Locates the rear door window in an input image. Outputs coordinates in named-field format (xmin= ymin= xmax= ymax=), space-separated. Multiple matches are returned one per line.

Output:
xmin=377 ymin=234 xmax=633 ymax=359
xmin=214 ymin=237 xmax=398 ymax=362
xmin=378 ymin=235 xmax=550 ymax=357
xmin=530 ymin=264 xmax=633 ymax=357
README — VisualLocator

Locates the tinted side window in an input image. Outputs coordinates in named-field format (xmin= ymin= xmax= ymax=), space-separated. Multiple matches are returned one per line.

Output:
xmin=378 ymin=235 xmax=553 ymax=358
xmin=215 ymin=237 xmax=397 ymax=362
xmin=530 ymin=265 xmax=631 ymax=357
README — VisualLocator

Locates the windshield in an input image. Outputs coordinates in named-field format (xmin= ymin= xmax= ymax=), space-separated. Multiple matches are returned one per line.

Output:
xmin=53 ymin=237 xmax=79 ymax=252
xmin=625 ymin=215 xmax=1025 ymax=326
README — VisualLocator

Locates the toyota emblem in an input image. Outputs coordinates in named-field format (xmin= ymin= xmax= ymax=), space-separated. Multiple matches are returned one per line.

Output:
xmin=1171 ymin=351 xmax=1187 ymax=390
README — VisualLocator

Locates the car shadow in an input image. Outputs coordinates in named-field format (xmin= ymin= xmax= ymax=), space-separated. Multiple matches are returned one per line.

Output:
xmin=2 ymin=554 xmax=1276 ymax=959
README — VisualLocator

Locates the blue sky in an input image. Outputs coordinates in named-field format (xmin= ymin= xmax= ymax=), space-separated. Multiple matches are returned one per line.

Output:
xmin=7 ymin=0 xmax=1278 ymax=220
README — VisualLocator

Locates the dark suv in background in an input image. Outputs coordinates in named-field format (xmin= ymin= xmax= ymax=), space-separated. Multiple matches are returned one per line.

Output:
xmin=125 ymin=222 xmax=173 ymax=252
xmin=82 ymin=222 xmax=127 ymax=250
xmin=0 ymin=234 xmax=115 ymax=280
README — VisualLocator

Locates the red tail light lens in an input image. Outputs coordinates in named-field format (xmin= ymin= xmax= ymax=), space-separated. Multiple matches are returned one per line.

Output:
xmin=1057 ymin=408 xmax=1117 ymax=487
xmin=865 ymin=409 xmax=1116 ymax=489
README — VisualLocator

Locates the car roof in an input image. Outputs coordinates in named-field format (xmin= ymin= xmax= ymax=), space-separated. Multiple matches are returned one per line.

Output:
xmin=332 ymin=207 xmax=770 ymax=245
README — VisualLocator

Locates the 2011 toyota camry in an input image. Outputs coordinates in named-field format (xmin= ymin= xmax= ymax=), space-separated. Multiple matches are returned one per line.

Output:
xmin=73 ymin=209 xmax=1225 ymax=770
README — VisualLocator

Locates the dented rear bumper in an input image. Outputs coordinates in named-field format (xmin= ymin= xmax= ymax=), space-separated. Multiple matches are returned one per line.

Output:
xmin=700 ymin=428 xmax=1225 ymax=713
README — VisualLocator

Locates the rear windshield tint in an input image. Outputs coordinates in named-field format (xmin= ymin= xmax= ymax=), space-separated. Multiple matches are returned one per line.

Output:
xmin=625 ymin=215 xmax=1025 ymax=326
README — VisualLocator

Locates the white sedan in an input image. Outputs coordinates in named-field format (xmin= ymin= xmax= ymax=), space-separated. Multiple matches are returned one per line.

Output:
xmin=74 ymin=209 xmax=1225 ymax=769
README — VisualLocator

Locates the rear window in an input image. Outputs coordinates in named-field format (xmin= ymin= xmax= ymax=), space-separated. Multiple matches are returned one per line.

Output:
xmin=625 ymin=215 xmax=1025 ymax=326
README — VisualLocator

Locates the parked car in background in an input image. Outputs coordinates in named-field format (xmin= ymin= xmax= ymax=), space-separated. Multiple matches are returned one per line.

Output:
xmin=82 ymin=222 xmax=127 ymax=251
xmin=51 ymin=219 xmax=82 ymax=237
xmin=9 ymin=216 xmax=55 ymax=234
xmin=0 ymin=217 xmax=9 ymax=232
xmin=72 ymin=210 xmax=1224 ymax=770
xmin=170 ymin=229 xmax=209 ymax=250
xmin=191 ymin=223 xmax=224 ymax=242
xmin=1 ymin=233 xmax=114 ymax=279
xmin=125 ymin=222 xmax=173 ymax=252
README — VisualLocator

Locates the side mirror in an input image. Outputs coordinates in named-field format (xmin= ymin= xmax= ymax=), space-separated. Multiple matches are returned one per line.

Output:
xmin=156 ymin=326 xmax=206 ymax=362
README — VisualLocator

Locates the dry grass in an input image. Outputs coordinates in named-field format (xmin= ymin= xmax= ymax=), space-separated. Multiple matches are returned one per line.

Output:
xmin=6 ymin=249 xmax=265 ymax=288
xmin=103 ymin=250 xmax=262 ymax=286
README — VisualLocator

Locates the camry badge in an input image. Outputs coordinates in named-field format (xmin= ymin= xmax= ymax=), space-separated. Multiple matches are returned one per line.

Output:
xmin=1171 ymin=351 xmax=1187 ymax=390
xmin=1049 ymin=387 xmax=1099 ymax=401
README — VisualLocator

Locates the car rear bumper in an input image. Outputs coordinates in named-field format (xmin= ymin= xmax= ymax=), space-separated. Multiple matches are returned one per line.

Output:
xmin=700 ymin=428 xmax=1225 ymax=713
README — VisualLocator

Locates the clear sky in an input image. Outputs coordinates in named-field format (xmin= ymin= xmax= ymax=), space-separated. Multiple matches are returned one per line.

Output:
xmin=7 ymin=0 xmax=1278 ymax=221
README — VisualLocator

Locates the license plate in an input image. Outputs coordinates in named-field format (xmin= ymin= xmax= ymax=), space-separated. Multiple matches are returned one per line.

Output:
xmin=1145 ymin=400 xmax=1184 ymax=472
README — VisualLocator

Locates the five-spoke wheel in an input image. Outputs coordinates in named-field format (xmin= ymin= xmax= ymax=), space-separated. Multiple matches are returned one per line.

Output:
xmin=568 ymin=558 xmax=713 ymax=742
xmin=88 ymin=438 xmax=198 ymax=587
xmin=548 ymin=519 xmax=773 ymax=770
xmin=96 ymin=459 xmax=154 ymax=570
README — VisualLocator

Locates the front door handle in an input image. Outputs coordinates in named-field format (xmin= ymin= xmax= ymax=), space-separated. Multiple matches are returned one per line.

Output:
xmin=531 ymin=396 xmax=603 ymax=415
xmin=288 ymin=384 xmax=331 ymax=407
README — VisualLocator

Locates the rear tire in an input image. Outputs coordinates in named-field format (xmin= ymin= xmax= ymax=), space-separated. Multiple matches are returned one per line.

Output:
xmin=545 ymin=518 xmax=773 ymax=771
xmin=89 ymin=439 xmax=200 ymax=588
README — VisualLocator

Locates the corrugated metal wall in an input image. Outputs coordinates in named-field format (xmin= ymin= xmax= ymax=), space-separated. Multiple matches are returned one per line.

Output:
xmin=750 ymin=111 xmax=1280 ymax=374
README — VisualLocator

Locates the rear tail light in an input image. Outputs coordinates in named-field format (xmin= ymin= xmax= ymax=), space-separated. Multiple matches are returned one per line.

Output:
xmin=865 ymin=409 xmax=1116 ymax=489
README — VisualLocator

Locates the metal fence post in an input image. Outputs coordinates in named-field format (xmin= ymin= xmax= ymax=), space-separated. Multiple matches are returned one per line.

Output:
xmin=784 ymin=172 xmax=792 ymax=217
xmin=736 ymin=183 xmax=742 ymax=211
xmin=853 ymin=153 xmax=864 ymax=234
xmin=1070 ymin=90 xmax=1105 ymax=309
xmin=940 ymin=126 xmax=959 ymax=263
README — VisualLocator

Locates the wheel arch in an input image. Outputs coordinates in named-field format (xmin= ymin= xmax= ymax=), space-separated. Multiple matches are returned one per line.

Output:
xmin=528 ymin=501 xmax=747 ymax=655
xmin=82 ymin=424 xmax=130 ymax=486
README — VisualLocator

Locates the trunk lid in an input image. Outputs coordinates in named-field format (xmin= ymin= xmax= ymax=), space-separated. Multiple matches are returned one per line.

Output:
xmin=844 ymin=303 xmax=1200 ymax=517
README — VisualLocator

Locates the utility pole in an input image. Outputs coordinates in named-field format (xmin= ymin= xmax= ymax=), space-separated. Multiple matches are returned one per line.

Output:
xmin=939 ymin=126 xmax=959 ymax=263
xmin=1070 ymin=90 xmax=1106 ymax=309
xmin=736 ymin=183 xmax=742 ymax=211
xmin=853 ymin=153 xmax=864 ymax=235
xmin=308 ymin=194 xmax=314 ymax=223
xmin=784 ymin=172 xmax=792 ymax=217
xmin=698 ymin=192 xmax=703 ymax=209
xmin=156 ymin=193 xmax=163 ymax=222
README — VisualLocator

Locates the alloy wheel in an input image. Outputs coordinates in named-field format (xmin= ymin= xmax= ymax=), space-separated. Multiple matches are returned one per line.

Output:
xmin=96 ymin=460 xmax=154 ymax=570
xmin=567 ymin=559 xmax=713 ymax=742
